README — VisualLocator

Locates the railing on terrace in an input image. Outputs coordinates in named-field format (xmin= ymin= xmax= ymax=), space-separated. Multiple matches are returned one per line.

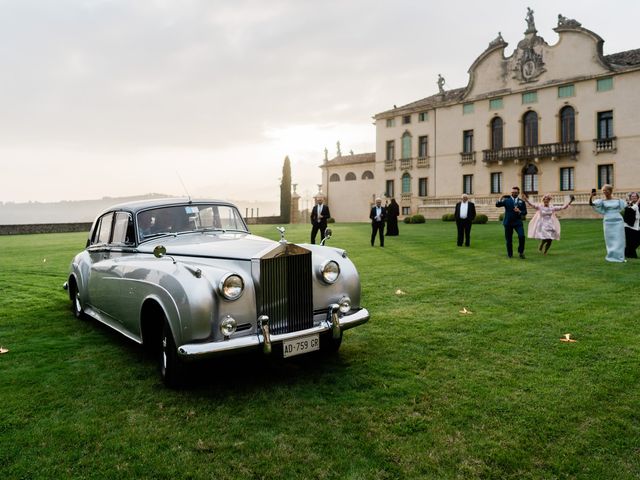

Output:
xmin=594 ymin=137 xmax=616 ymax=154
xmin=384 ymin=159 xmax=396 ymax=171
xmin=401 ymin=193 xmax=412 ymax=203
xmin=400 ymin=158 xmax=413 ymax=170
xmin=419 ymin=191 xmax=631 ymax=207
xmin=460 ymin=152 xmax=476 ymax=165
xmin=482 ymin=140 xmax=579 ymax=164
xmin=416 ymin=156 xmax=430 ymax=168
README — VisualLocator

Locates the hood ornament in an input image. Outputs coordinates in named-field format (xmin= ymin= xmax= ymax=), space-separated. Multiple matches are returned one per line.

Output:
xmin=276 ymin=226 xmax=287 ymax=243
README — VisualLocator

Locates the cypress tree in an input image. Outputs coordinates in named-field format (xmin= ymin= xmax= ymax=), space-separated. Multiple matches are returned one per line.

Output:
xmin=280 ymin=156 xmax=292 ymax=223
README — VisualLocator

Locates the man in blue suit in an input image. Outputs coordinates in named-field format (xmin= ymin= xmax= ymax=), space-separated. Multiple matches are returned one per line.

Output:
xmin=496 ymin=186 xmax=528 ymax=259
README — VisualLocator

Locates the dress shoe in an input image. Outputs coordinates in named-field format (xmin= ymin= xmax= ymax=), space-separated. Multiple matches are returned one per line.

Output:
xmin=519 ymin=253 xmax=526 ymax=259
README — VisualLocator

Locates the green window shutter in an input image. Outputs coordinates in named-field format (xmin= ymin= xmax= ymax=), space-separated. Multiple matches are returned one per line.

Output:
xmin=463 ymin=103 xmax=474 ymax=114
xmin=522 ymin=92 xmax=538 ymax=104
xmin=558 ymin=85 xmax=575 ymax=98
xmin=597 ymin=77 xmax=613 ymax=92
xmin=489 ymin=98 xmax=503 ymax=110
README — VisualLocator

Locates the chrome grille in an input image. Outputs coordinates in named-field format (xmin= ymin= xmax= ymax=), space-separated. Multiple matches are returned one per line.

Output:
xmin=259 ymin=251 xmax=313 ymax=335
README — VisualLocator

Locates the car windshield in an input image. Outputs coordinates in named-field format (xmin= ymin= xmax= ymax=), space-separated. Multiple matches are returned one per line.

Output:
xmin=137 ymin=204 xmax=247 ymax=241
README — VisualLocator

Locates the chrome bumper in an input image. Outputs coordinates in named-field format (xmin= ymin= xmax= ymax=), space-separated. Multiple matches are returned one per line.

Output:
xmin=177 ymin=306 xmax=369 ymax=359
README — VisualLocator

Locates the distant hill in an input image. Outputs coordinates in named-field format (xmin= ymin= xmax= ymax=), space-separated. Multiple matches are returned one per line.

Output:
xmin=0 ymin=194 xmax=280 ymax=225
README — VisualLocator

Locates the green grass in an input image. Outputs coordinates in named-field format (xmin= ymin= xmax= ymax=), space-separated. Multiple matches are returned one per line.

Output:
xmin=1 ymin=220 xmax=638 ymax=479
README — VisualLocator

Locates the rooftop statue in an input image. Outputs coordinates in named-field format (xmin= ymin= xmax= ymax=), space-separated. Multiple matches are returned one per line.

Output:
xmin=557 ymin=14 xmax=582 ymax=28
xmin=437 ymin=74 xmax=445 ymax=94
xmin=525 ymin=7 xmax=537 ymax=34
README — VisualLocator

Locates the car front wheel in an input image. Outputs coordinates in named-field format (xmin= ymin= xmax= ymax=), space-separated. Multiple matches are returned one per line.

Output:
xmin=69 ymin=281 xmax=85 ymax=319
xmin=160 ymin=320 xmax=185 ymax=388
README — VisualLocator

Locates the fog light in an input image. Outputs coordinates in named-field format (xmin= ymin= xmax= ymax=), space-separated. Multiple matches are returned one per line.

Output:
xmin=339 ymin=296 xmax=351 ymax=314
xmin=220 ymin=315 xmax=237 ymax=336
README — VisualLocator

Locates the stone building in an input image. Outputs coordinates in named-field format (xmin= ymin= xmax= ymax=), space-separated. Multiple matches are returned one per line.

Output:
xmin=322 ymin=11 xmax=640 ymax=221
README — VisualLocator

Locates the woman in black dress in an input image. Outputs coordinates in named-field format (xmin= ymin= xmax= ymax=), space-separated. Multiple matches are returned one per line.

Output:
xmin=385 ymin=198 xmax=400 ymax=236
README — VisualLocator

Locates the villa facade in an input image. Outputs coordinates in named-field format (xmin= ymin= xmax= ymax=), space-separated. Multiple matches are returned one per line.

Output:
xmin=321 ymin=11 xmax=640 ymax=221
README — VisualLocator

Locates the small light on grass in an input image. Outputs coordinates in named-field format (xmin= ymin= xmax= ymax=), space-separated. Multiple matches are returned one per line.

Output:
xmin=459 ymin=307 xmax=473 ymax=315
xmin=560 ymin=333 xmax=577 ymax=343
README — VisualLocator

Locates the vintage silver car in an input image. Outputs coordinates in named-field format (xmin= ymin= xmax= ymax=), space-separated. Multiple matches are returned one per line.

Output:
xmin=64 ymin=198 xmax=369 ymax=386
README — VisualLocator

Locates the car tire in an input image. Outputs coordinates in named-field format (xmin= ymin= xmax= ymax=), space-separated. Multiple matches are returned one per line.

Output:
xmin=320 ymin=331 xmax=343 ymax=353
xmin=160 ymin=320 xmax=185 ymax=388
xmin=70 ymin=282 xmax=85 ymax=320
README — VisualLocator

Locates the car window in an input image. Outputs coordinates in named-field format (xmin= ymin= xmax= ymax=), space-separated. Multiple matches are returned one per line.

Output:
xmin=112 ymin=212 xmax=134 ymax=245
xmin=91 ymin=213 xmax=114 ymax=245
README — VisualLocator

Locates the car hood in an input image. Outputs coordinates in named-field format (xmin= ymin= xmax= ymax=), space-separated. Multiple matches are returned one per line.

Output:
xmin=137 ymin=232 xmax=280 ymax=260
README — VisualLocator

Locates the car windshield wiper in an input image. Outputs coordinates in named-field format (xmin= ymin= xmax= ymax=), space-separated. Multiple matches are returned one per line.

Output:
xmin=140 ymin=232 xmax=176 ymax=241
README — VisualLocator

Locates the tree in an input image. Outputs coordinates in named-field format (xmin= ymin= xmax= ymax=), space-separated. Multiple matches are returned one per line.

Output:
xmin=280 ymin=156 xmax=292 ymax=223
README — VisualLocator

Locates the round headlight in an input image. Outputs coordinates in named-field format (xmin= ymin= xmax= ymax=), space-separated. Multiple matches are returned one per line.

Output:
xmin=339 ymin=296 xmax=351 ymax=314
xmin=320 ymin=260 xmax=340 ymax=284
xmin=220 ymin=315 xmax=237 ymax=336
xmin=220 ymin=274 xmax=244 ymax=300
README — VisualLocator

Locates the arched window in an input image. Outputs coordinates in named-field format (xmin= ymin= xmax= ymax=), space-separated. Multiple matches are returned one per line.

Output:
xmin=345 ymin=172 xmax=356 ymax=181
xmin=402 ymin=172 xmax=411 ymax=193
xmin=491 ymin=117 xmax=503 ymax=150
xmin=523 ymin=111 xmax=538 ymax=146
xmin=522 ymin=164 xmax=538 ymax=194
xmin=401 ymin=131 xmax=412 ymax=159
xmin=560 ymin=106 xmax=575 ymax=143
xmin=362 ymin=170 xmax=374 ymax=180
xmin=329 ymin=173 xmax=340 ymax=182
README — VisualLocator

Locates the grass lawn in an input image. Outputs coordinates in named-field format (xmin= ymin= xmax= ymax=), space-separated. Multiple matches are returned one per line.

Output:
xmin=0 ymin=219 xmax=638 ymax=479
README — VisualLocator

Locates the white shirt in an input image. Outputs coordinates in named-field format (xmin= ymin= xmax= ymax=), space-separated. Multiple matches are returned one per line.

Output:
xmin=459 ymin=201 xmax=468 ymax=219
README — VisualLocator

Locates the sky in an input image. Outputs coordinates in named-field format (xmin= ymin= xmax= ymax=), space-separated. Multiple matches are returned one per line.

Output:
xmin=1 ymin=0 xmax=638 ymax=207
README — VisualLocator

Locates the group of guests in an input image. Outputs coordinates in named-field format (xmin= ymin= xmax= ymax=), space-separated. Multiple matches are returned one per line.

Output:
xmin=310 ymin=186 xmax=640 ymax=261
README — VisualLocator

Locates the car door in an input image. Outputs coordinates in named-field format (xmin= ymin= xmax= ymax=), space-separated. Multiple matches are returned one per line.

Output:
xmin=86 ymin=212 xmax=120 ymax=321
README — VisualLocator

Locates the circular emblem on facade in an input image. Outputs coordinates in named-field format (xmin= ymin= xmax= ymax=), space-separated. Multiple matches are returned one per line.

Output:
xmin=522 ymin=60 xmax=536 ymax=79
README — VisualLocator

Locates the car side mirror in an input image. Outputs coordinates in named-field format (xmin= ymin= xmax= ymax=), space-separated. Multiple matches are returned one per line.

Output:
xmin=320 ymin=228 xmax=332 ymax=246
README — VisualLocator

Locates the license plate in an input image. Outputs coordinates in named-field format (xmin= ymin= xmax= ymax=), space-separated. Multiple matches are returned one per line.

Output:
xmin=282 ymin=334 xmax=319 ymax=358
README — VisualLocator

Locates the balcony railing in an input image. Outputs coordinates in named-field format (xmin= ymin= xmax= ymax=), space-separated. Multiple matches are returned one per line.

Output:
xmin=384 ymin=159 xmax=396 ymax=171
xmin=400 ymin=158 xmax=413 ymax=169
xmin=460 ymin=151 xmax=476 ymax=165
xmin=417 ymin=156 xmax=430 ymax=168
xmin=482 ymin=141 xmax=579 ymax=164
xmin=401 ymin=193 xmax=412 ymax=203
xmin=594 ymin=137 xmax=617 ymax=154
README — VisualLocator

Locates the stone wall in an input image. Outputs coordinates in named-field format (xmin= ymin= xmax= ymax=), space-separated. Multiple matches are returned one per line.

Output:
xmin=0 ymin=222 xmax=92 ymax=236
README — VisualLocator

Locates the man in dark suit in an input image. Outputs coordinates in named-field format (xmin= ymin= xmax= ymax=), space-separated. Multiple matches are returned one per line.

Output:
xmin=310 ymin=196 xmax=331 ymax=244
xmin=496 ymin=186 xmax=528 ymax=259
xmin=369 ymin=197 xmax=386 ymax=247
xmin=454 ymin=194 xmax=476 ymax=247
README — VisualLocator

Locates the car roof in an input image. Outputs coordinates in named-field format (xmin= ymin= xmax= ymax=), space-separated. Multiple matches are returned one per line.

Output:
xmin=100 ymin=198 xmax=239 ymax=216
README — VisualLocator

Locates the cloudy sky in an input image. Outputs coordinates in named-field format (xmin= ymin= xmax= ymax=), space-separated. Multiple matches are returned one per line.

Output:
xmin=1 ymin=0 xmax=638 ymax=206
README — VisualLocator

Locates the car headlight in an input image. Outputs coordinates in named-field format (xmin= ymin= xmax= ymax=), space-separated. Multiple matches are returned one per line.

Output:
xmin=219 ymin=274 xmax=244 ymax=300
xmin=320 ymin=260 xmax=340 ymax=284
xmin=220 ymin=315 xmax=237 ymax=336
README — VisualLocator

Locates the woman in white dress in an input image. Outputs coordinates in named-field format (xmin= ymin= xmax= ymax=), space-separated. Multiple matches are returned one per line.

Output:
xmin=590 ymin=184 xmax=627 ymax=262
xmin=523 ymin=193 xmax=574 ymax=254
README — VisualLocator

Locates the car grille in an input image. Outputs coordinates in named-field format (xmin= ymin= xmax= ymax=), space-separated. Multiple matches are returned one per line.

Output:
xmin=259 ymin=250 xmax=313 ymax=335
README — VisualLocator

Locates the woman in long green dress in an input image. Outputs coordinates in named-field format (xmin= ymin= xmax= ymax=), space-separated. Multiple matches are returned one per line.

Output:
xmin=589 ymin=184 xmax=626 ymax=262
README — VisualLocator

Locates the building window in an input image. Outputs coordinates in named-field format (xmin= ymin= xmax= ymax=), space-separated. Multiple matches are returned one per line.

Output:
xmin=597 ymin=164 xmax=614 ymax=188
xmin=560 ymin=106 xmax=575 ymax=143
xmin=418 ymin=136 xmax=428 ymax=157
xmin=597 ymin=77 xmax=613 ymax=92
xmin=402 ymin=115 xmax=411 ymax=124
xmin=558 ymin=85 xmax=575 ymax=98
xmin=523 ymin=164 xmax=538 ymax=194
xmin=362 ymin=170 xmax=374 ymax=180
xmin=463 ymin=175 xmax=473 ymax=195
xmin=489 ymin=98 xmax=503 ymax=110
xmin=386 ymin=118 xmax=395 ymax=127
xmin=345 ymin=172 xmax=356 ymax=181
xmin=418 ymin=112 xmax=428 ymax=122
xmin=522 ymin=91 xmax=538 ymax=104
xmin=329 ymin=173 xmax=340 ymax=182
xmin=597 ymin=111 xmax=614 ymax=139
xmin=490 ymin=117 xmax=503 ymax=150
xmin=385 ymin=180 xmax=395 ymax=198
xmin=386 ymin=140 xmax=395 ymax=161
xmin=462 ymin=130 xmax=474 ymax=153
xmin=401 ymin=132 xmax=412 ymax=159
xmin=418 ymin=178 xmax=428 ymax=197
xmin=523 ymin=111 xmax=538 ymax=146
xmin=463 ymin=103 xmax=474 ymax=115
xmin=401 ymin=173 xmax=411 ymax=193
xmin=402 ymin=207 xmax=411 ymax=215
xmin=560 ymin=167 xmax=574 ymax=191
xmin=490 ymin=172 xmax=503 ymax=194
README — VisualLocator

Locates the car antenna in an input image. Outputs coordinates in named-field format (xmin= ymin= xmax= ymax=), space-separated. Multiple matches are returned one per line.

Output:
xmin=176 ymin=171 xmax=192 ymax=203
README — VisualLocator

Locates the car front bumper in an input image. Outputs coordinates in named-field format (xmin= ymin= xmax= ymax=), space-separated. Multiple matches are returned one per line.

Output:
xmin=177 ymin=306 xmax=369 ymax=359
